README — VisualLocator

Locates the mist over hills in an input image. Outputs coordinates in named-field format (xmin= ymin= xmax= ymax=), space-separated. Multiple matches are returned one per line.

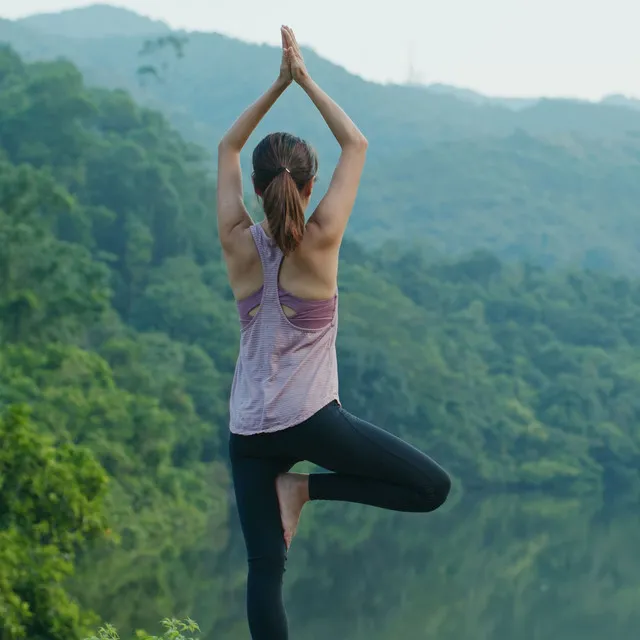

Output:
xmin=2 ymin=3 xmax=640 ymax=271
xmin=17 ymin=3 xmax=171 ymax=38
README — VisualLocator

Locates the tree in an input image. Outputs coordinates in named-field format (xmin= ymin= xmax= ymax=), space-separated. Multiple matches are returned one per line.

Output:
xmin=0 ymin=405 xmax=108 ymax=640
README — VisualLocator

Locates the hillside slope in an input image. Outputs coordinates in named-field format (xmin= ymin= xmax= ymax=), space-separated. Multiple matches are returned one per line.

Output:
xmin=2 ymin=5 xmax=640 ymax=272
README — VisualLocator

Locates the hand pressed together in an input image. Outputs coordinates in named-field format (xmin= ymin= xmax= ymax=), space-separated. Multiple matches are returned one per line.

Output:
xmin=279 ymin=25 xmax=309 ymax=85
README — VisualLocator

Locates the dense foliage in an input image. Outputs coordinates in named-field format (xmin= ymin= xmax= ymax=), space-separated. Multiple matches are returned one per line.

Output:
xmin=0 ymin=47 xmax=231 ymax=639
xmin=0 ymin=406 xmax=107 ymax=640
xmin=2 ymin=5 xmax=640 ymax=270
xmin=1 ymin=44 xmax=639 ymax=638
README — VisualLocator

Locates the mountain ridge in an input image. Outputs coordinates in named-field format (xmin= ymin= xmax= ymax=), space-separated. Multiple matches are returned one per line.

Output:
xmin=3 ymin=11 xmax=640 ymax=148
xmin=10 ymin=4 xmax=640 ymax=108
xmin=2 ymin=4 xmax=640 ymax=273
xmin=16 ymin=3 xmax=171 ymax=38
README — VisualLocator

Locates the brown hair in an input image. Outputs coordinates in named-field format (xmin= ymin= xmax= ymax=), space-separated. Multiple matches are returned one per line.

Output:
xmin=252 ymin=132 xmax=318 ymax=255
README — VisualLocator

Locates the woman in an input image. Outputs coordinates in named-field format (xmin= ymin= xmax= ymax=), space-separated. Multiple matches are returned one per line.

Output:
xmin=217 ymin=25 xmax=451 ymax=640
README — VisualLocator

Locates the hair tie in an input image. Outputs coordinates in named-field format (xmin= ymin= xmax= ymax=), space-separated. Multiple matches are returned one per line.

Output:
xmin=277 ymin=166 xmax=291 ymax=175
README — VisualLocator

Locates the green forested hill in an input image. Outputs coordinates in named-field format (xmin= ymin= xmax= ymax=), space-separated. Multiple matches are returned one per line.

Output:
xmin=358 ymin=131 xmax=640 ymax=269
xmin=1 ymin=46 xmax=640 ymax=638
xmin=2 ymin=5 xmax=640 ymax=272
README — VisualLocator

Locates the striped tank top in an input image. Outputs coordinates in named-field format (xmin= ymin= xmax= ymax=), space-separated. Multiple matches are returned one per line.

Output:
xmin=229 ymin=224 xmax=340 ymax=435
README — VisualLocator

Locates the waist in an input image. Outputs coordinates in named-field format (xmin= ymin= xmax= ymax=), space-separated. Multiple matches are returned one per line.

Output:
xmin=229 ymin=319 xmax=339 ymax=433
xmin=229 ymin=343 xmax=339 ymax=434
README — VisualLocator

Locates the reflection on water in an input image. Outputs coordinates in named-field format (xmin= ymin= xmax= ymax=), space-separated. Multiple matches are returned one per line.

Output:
xmin=241 ymin=494 xmax=639 ymax=640
xmin=86 ymin=493 xmax=640 ymax=639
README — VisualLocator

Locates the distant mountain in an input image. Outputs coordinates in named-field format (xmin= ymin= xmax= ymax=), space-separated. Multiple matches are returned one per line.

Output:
xmin=423 ymin=83 xmax=539 ymax=111
xmin=601 ymin=94 xmax=640 ymax=111
xmin=2 ymin=6 xmax=639 ymax=155
xmin=419 ymin=84 xmax=640 ymax=114
xmin=16 ymin=3 xmax=170 ymax=38
xmin=2 ymin=4 xmax=640 ymax=273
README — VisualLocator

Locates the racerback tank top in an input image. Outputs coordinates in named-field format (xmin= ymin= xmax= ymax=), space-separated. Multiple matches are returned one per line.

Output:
xmin=229 ymin=224 xmax=340 ymax=435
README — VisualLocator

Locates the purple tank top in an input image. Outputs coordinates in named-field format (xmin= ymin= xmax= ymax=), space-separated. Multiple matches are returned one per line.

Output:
xmin=237 ymin=285 xmax=336 ymax=330
xmin=229 ymin=224 xmax=341 ymax=435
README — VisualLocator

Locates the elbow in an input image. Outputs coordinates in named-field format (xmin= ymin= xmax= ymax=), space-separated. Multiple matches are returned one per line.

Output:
xmin=346 ymin=135 xmax=368 ymax=152
xmin=218 ymin=137 xmax=240 ymax=154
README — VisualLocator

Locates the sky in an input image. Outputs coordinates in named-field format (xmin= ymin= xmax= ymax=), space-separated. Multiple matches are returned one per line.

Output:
xmin=2 ymin=0 xmax=639 ymax=100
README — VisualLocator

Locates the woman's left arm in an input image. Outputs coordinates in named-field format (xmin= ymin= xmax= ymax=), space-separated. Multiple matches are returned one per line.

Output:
xmin=217 ymin=29 xmax=293 ymax=251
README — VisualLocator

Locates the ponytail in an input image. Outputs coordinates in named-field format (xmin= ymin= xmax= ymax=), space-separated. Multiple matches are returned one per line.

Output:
xmin=262 ymin=170 xmax=305 ymax=255
xmin=252 ymin=133 xmax=318 ymax=252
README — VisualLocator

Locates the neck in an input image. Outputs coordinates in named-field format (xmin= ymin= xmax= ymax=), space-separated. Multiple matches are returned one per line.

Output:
xmin=260 ymin=220 xmax=272 ymax=237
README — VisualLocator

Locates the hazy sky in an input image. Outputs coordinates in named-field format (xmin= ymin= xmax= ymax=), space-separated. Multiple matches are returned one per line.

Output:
xmin=3 ymin=0 xmax=639 ymax=99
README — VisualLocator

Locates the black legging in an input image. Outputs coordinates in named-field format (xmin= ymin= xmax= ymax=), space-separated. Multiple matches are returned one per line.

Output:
xmin=229 ymin=400 xmax=451 ymax=640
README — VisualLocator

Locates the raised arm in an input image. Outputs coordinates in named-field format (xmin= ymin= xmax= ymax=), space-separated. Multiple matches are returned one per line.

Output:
xmin=283 ymin=27 xmax=368 ymax=247
xmin=216 ymin=29 xmax=293 ymax=252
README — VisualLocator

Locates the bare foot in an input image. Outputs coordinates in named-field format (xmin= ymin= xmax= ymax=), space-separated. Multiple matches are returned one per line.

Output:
xmin=276 ymin=473 xmax=309 ymax=550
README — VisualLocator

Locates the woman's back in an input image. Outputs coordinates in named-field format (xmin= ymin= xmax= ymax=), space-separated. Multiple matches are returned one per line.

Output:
xmin=225 ymin=220 xmax=341 ymax=309
xmin=229 ymin=223 xmax=340 ymax=435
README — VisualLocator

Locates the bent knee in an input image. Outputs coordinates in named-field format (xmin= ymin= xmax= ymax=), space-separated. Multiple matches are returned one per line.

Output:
xmin=432 ymin=472 xmax=451 ymax=509
xmin=420 ymin=471 xmax=451 ymax=512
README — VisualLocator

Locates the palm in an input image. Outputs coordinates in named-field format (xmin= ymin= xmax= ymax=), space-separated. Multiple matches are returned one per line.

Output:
xmin=279 ymin=28 xmax=293 ymax=84
xmin=282 ymin=26 xmax=308 ymax=83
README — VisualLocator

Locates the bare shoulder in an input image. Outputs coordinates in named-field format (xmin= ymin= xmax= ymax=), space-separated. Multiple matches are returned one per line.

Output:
xmin=303 ymin=217 xmax=340 ymax=251
xmin=294 ymin=223 xmax=341 ymax=290
xmin=224 ymin=225 xmax=258 ymax=259
xmin=221 ymin=226 xmax=261 ymax=298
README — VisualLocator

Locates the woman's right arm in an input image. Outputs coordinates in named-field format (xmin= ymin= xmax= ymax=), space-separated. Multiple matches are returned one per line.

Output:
xmin=283 ymin=27 xmax=368 ymax=247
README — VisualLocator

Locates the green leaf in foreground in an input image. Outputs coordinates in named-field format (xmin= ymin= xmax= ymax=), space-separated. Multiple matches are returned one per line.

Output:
xmin=84 ymin=617 xmax=200 ymax=640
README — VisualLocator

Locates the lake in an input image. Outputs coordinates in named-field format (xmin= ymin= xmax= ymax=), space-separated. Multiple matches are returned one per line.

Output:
xmin=141 ymin=492 xmax=639 ymax=639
